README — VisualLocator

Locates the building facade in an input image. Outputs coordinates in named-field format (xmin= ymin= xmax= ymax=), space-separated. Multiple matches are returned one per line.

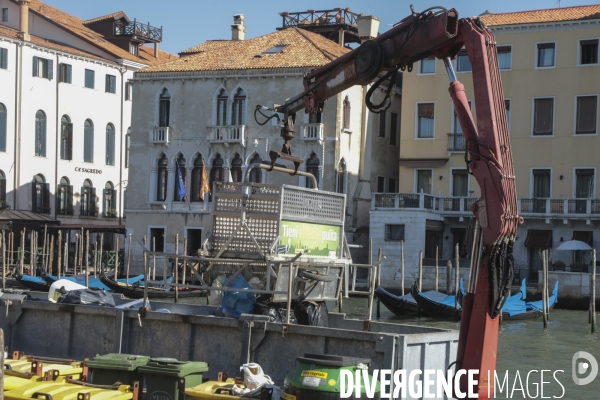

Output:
xmin=0 ymin=0 xmax=173 ymax=242
xmin=126 ymin=14 xmax=400 ymax=266
xmin=371 ymin=5 xmax=600 ymax=287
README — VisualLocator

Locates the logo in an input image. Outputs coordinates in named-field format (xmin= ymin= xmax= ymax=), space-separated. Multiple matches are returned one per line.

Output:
xmin=572 ymin=351 xmax=598 ymax=386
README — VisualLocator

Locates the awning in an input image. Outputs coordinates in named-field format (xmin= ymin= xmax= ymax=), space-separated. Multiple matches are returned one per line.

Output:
xmin=398 ymin=158 xmax=449 ymax=168
xmin=426 ymin=219 xmax=445 ymax=231
xmin=0 ymin=209 xmax=60 ymax=229
xmin=48 ymin=224 xmax=126 ymax=234
xmin=524 ymin=229 xmax=552 ymax=248
xmin=573 ymin=231 xmax=593 ymax=246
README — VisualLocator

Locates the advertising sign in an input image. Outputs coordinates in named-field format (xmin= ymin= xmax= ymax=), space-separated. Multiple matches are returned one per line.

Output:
xmin=278 ymin=220 xmax=341 ymax=258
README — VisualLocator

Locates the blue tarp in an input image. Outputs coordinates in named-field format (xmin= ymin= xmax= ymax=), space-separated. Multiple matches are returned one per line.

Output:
xmin=527 ymin=281 xmax=559 ymax=312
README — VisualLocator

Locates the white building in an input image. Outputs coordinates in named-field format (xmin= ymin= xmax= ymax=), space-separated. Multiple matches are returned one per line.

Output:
xmin=0 ymin=0 xmax=173 ymax=241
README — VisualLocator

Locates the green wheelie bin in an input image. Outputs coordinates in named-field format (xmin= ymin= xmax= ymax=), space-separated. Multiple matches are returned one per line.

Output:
xmin=85 ymin=354 xmax=150 ymax=386
xmin=138 ymin=357 xmax=209 ymax=400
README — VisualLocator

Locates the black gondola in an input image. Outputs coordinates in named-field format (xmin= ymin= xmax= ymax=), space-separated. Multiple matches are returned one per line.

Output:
xmin=99 ymin=272 xmax=205 ymax=299
xmin=374 ymin=285 xmax=420 ymax=315
xmin=15 ymin=274 xmax=50 ymax=292
xmin=411 ymin=281 xmax=462 ymax=319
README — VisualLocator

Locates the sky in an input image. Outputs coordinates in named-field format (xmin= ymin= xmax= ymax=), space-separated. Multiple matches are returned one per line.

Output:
xmin=44 ymin=0 xmax=596 ymax=54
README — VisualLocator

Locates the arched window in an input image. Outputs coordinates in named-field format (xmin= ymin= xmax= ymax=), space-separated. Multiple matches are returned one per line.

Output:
xmin=103 ymin=181 xmax=117 ymax=217
xmin=159 ymin=88 xmax=171 ymax=127
xmin=35 ymin=110 xmax=46 ymax=157
xmin=81 ymin=179 xmax=96 ymax=216
xmin=0 ymin=103 xmax=7 ymax=152
xmin=0 ymin=170 xmax=6 ymax=208
xmin=191 ymin=156 xmax=208 ymax=202
xmin=173 ymin=154 xmax=187 ymax=201
xmin=105 ymin=123 xmax=115 ymax=165
xmin=342 ymin=96 xmax=350 ymax=130
xmin=210 ymin=154 xmax=224 ymax=200
xmin=306 ymin=153 xmax=320 ymax=189
xmin=57 ymin=177 xmax=73 ymax=215
xmin=84 ymin=119 xmax=94 ymax=163
xmin=231 ymin=154 xmax=243 ymax=183
xmin=336 ymin=159 xmax=346 ymax=194
xmin=216 ymin=89 xmax=228 ymax=126
xmin=232 ymin=88 xmax=246 ymax=125
xmin=125 ymin=127 xmax=131 ymax=168
xmin=60 ymin=115 xmax=72 ymax=160
xmin=248 ymin=154 xmax=262 ymax=183
xmin=157 ymin=154 xmax=168 ymax=201
xmin=32 ymin=174 xmax=49 ymax=214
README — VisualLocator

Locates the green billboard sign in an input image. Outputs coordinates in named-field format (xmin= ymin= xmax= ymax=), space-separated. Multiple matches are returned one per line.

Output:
xmin=278 ymin=220 xmax=341 ymax=258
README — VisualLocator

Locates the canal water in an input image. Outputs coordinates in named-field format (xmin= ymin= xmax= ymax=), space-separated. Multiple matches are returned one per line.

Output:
xmin=338 ymin=297 xmax=599 ymax=399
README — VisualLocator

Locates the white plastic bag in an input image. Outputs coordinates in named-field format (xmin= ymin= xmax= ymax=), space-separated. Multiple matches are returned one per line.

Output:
xmin=208 ymin=274 xmax=226 ymax=305
xmin=231 ymin=363 xmax=276 ymax=396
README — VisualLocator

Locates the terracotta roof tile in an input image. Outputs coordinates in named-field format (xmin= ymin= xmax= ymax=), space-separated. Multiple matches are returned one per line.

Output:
xmin=9 ymin=0 xmax=174 ymax=66
xmin=480 ymin=4 xmax=600 ymax=26
xmin=83 ymin=11 xmax=129 ymax=25
xmin=141 ymin=27 xmax=350 ymax=73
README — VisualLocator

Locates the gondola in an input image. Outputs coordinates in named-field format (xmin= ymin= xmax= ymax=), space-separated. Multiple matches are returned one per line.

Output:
xmin=99 ymin=272 xmax=205 ymax=299
xmin=411 ymin=280 xmax=463 ymax=319
xmin=43 ymin=273 xmax=144 ymax=291
xmin=15 ymin=273 xmax=51 ymax=292
xmin=374 ymin=286 xmax=419 ymax=315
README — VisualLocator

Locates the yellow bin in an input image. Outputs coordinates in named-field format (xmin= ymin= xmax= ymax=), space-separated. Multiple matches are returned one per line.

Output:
xmin=5 ymin=358 xmax=84 ymax=379
xmin=4 ymin=377 xmax=134 ymax=400
xmin=185 ymin=379 xmax=245 ymax=399
xmin=3 ymin=376 xmax=39 ymax=392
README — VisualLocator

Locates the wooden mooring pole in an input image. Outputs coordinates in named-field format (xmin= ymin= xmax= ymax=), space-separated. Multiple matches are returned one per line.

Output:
xmin=85 ymin=231 xmax=89 ymax=287
xmin=20 ymin=228 xmax=25 ymax=276
xmin=174 ymin=233 xmax=179 ymax=303
xmin=435 ymin=245 xmax=439 ymax=292
xmin=418 ymin=249 xmax=423 ymax=291
xmin=114 ymin=236 xmax=119 ymax=280
xmin=401 ymin=240 xmax=405 ymax=296
xmin=48 ymin=235 xmax=54 ymax=276
xmin=376 ymin=247 xmax=382 ymax=318
xmin=591 ymin=249 xmax=596 ymax=333
xmin=455 ymin=243 xmax=460 ymax=311
xmin=182 ymin=236 xmax=187 ymax=285
xmin=2 ymin=233 xmax=6 ymax=290
xmin=126 ymin=234 xmax=132 ymax=282
xmin=542 ymin=249 xmax=549 ymax=328
xmin=99 ymin=233 xmax=104 ymax=274
xmin=57 ymin=231 xmax=62 ymax=279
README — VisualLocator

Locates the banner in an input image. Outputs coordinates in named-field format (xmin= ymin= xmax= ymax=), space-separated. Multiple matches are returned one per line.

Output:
xmin=278 ymin=220 xmax=341 ymax=258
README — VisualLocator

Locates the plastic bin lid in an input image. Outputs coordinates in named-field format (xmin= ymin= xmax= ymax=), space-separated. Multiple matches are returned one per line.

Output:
xmin=85 ymin=353 xmax=150 ymax=371
xmin=138 ymin=357 xmax=209 ymax=377
xmin=296 ymin=353 xmax=371 ymax=367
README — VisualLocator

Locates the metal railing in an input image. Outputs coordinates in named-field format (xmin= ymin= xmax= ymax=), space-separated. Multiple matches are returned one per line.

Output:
xmin=280 ymin=8 xmax=360 ymax=28
xmin=300 ymin=123 xmax=324 ymax=140
xmin=149 ymin=127 xmax=169 ymax=144
xmin=207 ymin=125 xmax=246 ymax=147
xmin=447 ymin=133 xmax=466 ymax=151
xmin=114 ymin=19 xmax=162 ymax=42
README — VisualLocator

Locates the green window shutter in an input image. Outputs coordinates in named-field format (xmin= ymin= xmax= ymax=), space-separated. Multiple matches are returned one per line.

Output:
xmin=31 ymin=182 xmax=37 ymax=212
xmin=42 ymin=183 xmax=50 ymax=213
xmin=66 ymin=64 xmax=72 ymax=83
xmin=47 ymin=59 xmax=53 ymax=80
xmin=0 ymin=48 xmax=7 ymax=69
xmin=32 ymin=56 xmax=38 ymax=76
xmin=67 ymin=185 xmax=73 ymax=214
xmin=111 ymin=189 xmax=117 ymax=215
xmin=89 ymin=188 xmax=97 ymax=214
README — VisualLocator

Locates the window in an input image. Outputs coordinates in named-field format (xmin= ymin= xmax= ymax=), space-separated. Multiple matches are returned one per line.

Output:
xmin=505 ymin=99 xmax=511 ymax=130
xmin=533 ymin=98 xmax=553 ymax=136
xmin=57 ymin=177 xmax=73 ymax=215
xmin=124 ymin=128 xmax=130 ymax=168
xmin=158 ymin=88 xmax=171 ymax=127
xmin=129 ymin=43 xmax=138 ymax=56
xmin=576 ymin=96 xmax=597 ymax=134
xmin=105 ymin=75 xmax=116 ymax=93
xmin=390 ymin=112 xmax=399 ymax=146
xmin=0 ymin=171 xmax=5 ymax=208
xmin=388 ymin=178 xmax=397 ymax=193
xmin=533 ymin=169 xmax=551 ymax=198
xmin=84 ymin=119 xmax=94 ymax=162
xmin=1 ymin=8 xmax=7 ymax=22
xmin=0 ymin=103 xmax=6 ymax=152
xmin=0 ymin=47 xmax=7 ymax=70
xmin=32 ymin=174 xmax=49 ymax=214
xmin=59 ymin=63 xmax=72 ymax=83
xmin=497 ymin=46 xmax=512 ymax=69
xmin=191 ymin=156 xmax=208 ymax=202
xmin=385 ymin=224 xmax=405 ymax=241
xmin=149 ymin=228 xmax=165 ymax=252
xmin=379 ymin=111 xmax=386 ymax=138
xmin=419 ymin=56 xmax=435 ymax=74
xmin=232 ymin=88 xmax=246 ymax=125
xmin=451 ymin=169 xmax=468 ymax=210
xmin=103 ymin=182 xmax=117 ymax=217
xmin=105 ymin=123 xmax=115 ymax=165
xmin=575 ymin=169 xmax=594 ymax=198
xmin=416 ymin=170 xmax=432 ymax=194
xmin=456 ymin=50 xmax=472 ymax=72
xmin=306 ymin=153 xmax=320 ymax=189
xmin=60 ymin=115 xmax=72 ymax=160
xmin=84 ymin=69 xmax=95 ymax=88
xmin=157 ymin=154 xmax=168 ymax=201
xmin=580 ymin=39 xmax=598 ymax=65
xmin=80 ymin=179 xmax=96 ymax=216
xmin=231 ymin=154 xmax=243 ymax=183
xmin=263 ymin=45 xmax=288 ymax=54
xmin=248 ymin=153 xmax=262 ymax=183
xmin=35 ymin=110 xmax=46 ymax=157
xmin=309 ymin=111 xmax=322 ymax=124
xmin=173 ymin=154 xmax=186 ymax=201
xmin=417 ymin=103 xmax=434 ymax=138
xmin=377 ymin=176 xmax=385 ymax=192
xmin=537 ymin=43 xmax=555 ymax=68
xmin=336 ymin=159 xmax=346 ymax=194
xmin=210 ymin=154 xmax=224 ymax=199
xmin=216 ymin=89 xmax=227 ymax=126
xmin=123 ymin=189 xmax=127 ymax=218
xmin=125 ymin=81 xmax=132 ymax=101
xmin=342 ymin=96 xmax=350 ymax=131
xmin=32 ymin=56 xmax=53 ymax=79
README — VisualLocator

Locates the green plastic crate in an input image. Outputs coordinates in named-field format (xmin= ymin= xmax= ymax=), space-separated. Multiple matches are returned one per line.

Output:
xmin=139 ymin=358 xmax=209 ymax=400
xmin=85 ymin=353 xmax=150 ymax=386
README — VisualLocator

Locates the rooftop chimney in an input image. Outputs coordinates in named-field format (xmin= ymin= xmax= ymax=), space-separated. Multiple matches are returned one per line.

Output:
xmin=356 ymin=15 xmax=380 ymax=43
xmin=17 ymin=0 xmax=31 ymax=41
xmin=231 ymin=14 xmax=246 ymax=41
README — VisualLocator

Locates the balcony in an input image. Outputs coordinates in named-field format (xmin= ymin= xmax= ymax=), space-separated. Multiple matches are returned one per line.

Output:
xmin=149 ymin=127 xmax=170 ymax=145
xmin=114 ymin=20 xmax=162 ymax=42
xmin=520 ymin=198 xmax=600 ymax=217
xmin=447 ymin=133 xmax=465 ymax=152
xmin=300 ymin=123 xmax=324 ymax=141
xmin=207 ymin=125 xmax=246 ymax=147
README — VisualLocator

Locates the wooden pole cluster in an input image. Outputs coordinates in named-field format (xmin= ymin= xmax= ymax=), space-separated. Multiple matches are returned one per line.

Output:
xmin=591 ymin=249 xmax=597 ymax=333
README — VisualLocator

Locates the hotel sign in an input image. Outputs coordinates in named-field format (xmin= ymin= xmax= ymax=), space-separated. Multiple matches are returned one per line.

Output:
xmin=75 ymin=167 xmax=103 ymax=174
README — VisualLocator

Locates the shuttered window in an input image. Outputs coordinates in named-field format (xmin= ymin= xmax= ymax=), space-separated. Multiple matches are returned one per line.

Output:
xmin=0 ymin=47 xmax=7 ymax=70
xmin=533 ymin=98 xmax=553 ymax=136
xmin=32 ymin=56 xmax=53 ymax=79
xmin=417 ymin=103 xmax=434 ymax=138
xmin=85 ymin=69 xmax=95 ymax=89
xmin=385 ymin=224 xmax=405 ymax=241
xmin=580 ymin=39 xmax=599 ymax=65
xmin=576 ymin=96 xmax=597 ymax=134
xmin=59 ymin=63 xmax=72 ymax=83
xmin=0 ymin=103 xmax=6 ymax=152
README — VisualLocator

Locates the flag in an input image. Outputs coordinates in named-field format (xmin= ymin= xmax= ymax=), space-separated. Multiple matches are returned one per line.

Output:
xmin=176 ymin=161 xmax=187 ymax=201
xmin=227 ymin=164 xmax=233 ymax=183
xmin=199 ymin=160 xmax=210 ymax=200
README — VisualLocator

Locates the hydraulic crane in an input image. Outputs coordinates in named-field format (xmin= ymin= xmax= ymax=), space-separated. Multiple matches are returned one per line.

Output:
xmin=257 ymin=6 xmax=520 ymax=399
